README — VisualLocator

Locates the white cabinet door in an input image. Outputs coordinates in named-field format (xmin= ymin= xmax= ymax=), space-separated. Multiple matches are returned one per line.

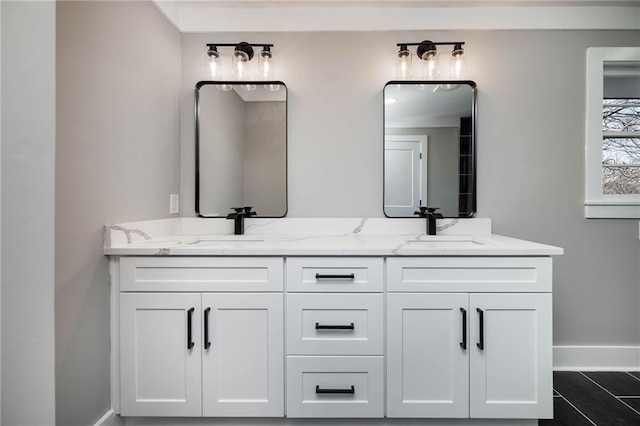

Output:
xmin=202 ymin=293 xmax=284 ymax=417
xmin=387 ymin=293 xmax=469 ymax=418
xmin=469 ymin=293 xmax=553 ymax=419
xmin=120 ymin=293 xmax=202 ymax=417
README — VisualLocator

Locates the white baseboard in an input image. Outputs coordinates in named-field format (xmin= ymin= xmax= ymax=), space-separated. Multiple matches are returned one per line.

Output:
xmin=95 ymin=410 xmax=121 ymax=426
xmin=554 ymin=345 xmax=640 ymax=371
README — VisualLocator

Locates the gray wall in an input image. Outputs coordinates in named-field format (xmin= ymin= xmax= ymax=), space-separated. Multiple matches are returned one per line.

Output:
xmin=181 ymin=30 xmax=640 ymax=347
xmin=1 ymin=1 xmax=56 ymax=424
xmin=56 ymin=1 xmax=181 ymax=425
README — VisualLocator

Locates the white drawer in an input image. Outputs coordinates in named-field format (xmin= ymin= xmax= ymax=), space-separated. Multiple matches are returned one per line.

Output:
xmin=286 ymin=257 xmax=383 ymax=292
xmin=120 ymin=257 xmax=283 ymax=292
xmin=286 ymin=294 xmax=383 ymax=355
xmin=387 ymin=257 xmax=552 ymax=293
xmin=286 ymin=356 xmax=384 ymax=418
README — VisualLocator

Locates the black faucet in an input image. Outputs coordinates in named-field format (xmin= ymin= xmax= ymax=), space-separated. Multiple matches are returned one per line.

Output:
xmin=226 ymin=206 xmax=257 ymax=235
xmin=414 ymin=206 xmax=443 ymax=235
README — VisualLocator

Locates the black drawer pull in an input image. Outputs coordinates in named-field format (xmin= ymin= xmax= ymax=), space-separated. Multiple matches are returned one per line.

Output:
xmin=187 ymin=307 xmax=195 ymax=350
xmin=315 ymin=322 xmax=355 ymax=330
xmin=460 ymin=307 xmax=467 ymax=350
xmin=316 ymin=385 xmax=355 ymax=394
xmin=204 ymin=307 xmax=211 ymax=350
xmin=476 ymin=308 xmax=484 ymax=350
xmin=315 ymin=273 xmax=355 ymax=280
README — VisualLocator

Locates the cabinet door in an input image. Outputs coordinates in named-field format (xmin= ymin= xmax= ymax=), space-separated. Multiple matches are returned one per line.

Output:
xmin=470 ymin=293 xmax=552 ymax=419
xmin=387 ymin=293 xmax=469 ymax=418
xmin=120 ymin=293 xmax=202 ymax=417
xmin=202 ymin=293 xmax=284 ymax=417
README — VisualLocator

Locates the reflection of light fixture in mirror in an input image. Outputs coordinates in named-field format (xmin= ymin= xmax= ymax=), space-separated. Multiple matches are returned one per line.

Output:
xmin=385 ymin=97 xmax=397 ymax=104
xmin=396 ymin=44 xmax=412 ymax=80
xmin=395 ymin=40 xmax=466 ymax=80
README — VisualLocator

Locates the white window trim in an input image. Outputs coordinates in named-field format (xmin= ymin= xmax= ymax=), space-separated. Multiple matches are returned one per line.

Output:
xmin=585 ymin=47 xmax=640 ymax=218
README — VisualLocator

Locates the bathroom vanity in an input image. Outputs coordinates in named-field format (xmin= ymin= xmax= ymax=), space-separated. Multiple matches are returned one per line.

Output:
xmin=104 ymin=217 xmax=562 ymax=425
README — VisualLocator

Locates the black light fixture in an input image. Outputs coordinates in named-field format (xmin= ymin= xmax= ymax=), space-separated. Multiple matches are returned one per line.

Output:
xmin=205 ymin=42 xmax=275 ymax=82
xmin=396 ymin=40 xmax=466 ymax=80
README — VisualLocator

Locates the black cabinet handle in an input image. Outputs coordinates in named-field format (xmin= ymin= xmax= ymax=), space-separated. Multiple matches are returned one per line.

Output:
xmin=460 ymin=308 xmax=467 ymax=350
xmin=476 ymin=308 xmax=484 ymax=350
xmin=315 ymin=273 xmax=355 ymax=280
xmin=315 ymin=322 xmax=355 ymax=330
xmin=204 ymin=307 xmax=211 ymax=350
xmin=316 ymin=385 xmax=355 ymax=394
xmin=187 ymin=307 xmax=195 ymax=350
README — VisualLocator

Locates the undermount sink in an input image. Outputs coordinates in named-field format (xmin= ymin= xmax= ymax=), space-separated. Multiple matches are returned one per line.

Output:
xmin=405 ymin=236 xmax=485 ymax=246
xmin=186 ymin=236 xmax=266 ymax=246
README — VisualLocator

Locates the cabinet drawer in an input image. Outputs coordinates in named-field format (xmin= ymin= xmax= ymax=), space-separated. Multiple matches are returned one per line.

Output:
xmin=120 ymin=257 xmax=283 ymax=292
xmin=387 ymin=257 xmax=552 ymax=292
xmin=286 ymin=258 xmax=383 ymax=292
xmin=286 ymin=356 xmax=384 ymax=418
xmin=286 ymin=294 xmax=383 ymax=355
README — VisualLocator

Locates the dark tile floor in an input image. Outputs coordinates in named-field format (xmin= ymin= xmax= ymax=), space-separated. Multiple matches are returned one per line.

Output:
xmin=541 ymin=371 xmax=640 ymax=426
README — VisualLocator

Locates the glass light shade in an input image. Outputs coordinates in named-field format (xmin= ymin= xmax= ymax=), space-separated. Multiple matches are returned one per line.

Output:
xmin=422 ymin=52 xmax=439 ymax=80
xmin=396 ymin=49 xmax=412 ymax=80
xmin=206 ymin=51 xmax=222 ymax=79
xmin=259 ymin=50 xmax=274 ymax=80
xmin=450 ymin=49 xmax=467 ymax=79
xmin=232 ymin=51 xmax=250 ymax=80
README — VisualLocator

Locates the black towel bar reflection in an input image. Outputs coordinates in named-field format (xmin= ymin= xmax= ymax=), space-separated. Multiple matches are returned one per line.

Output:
xmin=316 ymin=385 xmax=355 ymax=394
xmin=315 ymin=273 xmax=355 ymax=280
xmin=315 ymin=322 xmax=355 ymax=330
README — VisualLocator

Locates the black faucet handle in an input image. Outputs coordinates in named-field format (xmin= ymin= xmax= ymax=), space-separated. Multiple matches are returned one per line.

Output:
xmin=426 ymin=207 xmax=444 ymax=218
xmin=231 ymin=207 xmax=244 ymax=213
xmin=414 ymin=206 xmax=429 ymax=216
xmin=243 ymin=206 xmax=257 ymax=216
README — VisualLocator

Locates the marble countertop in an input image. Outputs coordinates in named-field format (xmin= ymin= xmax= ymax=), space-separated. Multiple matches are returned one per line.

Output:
xmin=104 ymin=218 xmax=563 ymax=257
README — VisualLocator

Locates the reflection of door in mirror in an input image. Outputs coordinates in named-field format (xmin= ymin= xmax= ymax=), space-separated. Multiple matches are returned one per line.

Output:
xmin=384 ymin=135 xmax=427 ymax=216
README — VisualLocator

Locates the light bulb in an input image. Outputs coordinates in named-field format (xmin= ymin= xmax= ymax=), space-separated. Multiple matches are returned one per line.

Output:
xmin=423 ymin=52 xmax=438 ymax=80
xmin=205 ymin=46 xmax=222 ymax=79
xmin=396 ymin=45 xmax=412 ymax=80
xmin=450 ymin=44 xmax=467 ymax=79
xmin=259 ymin=47 xmax=274 ymax=80
xmin=232 ymin=51 xmax=250 ymax=80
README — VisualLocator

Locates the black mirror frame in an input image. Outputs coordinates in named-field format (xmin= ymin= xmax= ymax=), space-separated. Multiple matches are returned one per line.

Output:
xmin=382 ymin=80 xmax=477 ymax=218
xmin=195 ymin=80 xmax=288 ymax=218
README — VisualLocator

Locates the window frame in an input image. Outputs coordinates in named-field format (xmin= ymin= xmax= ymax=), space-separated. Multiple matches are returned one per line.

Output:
xmin=585 ymin=47 xmax=640 ymax=218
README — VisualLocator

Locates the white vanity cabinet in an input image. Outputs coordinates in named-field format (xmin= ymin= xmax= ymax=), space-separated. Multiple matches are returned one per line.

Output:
xmin=386 ymin=257 xmax=553 ymax=420
xmin=117 ymin=257 xmax=284 ymax=418
xmin=109 ymin=249 xmax=558 ymax=424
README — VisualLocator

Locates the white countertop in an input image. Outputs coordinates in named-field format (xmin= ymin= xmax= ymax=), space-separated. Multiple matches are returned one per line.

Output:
xmin=104 ymin=218 xmax=563 ymax=257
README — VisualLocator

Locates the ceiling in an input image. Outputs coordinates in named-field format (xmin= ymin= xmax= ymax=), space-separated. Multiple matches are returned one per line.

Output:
xmin=152 ymin=0 xmax=640 ymax=32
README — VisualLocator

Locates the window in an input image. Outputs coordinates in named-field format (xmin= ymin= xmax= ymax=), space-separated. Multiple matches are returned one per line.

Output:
xmin=585 ymin=47 xmax=640 ymax=218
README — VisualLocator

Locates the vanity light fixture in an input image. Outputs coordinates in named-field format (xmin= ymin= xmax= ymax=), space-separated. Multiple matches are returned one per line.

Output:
xmin=395 ymin=40 xmax=466 ymax=80
xmin=205 ymin=42 xmax=276 ymax=90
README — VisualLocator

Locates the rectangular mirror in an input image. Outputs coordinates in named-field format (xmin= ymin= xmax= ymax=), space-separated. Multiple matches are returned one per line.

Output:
xmin=196 ymin=81 xmax=287 ymax=217
xmin=384 ymin=81 xmax=476 ymax=218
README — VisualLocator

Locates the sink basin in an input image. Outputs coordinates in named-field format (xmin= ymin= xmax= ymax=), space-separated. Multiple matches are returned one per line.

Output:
xmin=186 ymin=237 xmax=265 ymax=246
xmin=405 ymin=236 xmax=485 ymax=247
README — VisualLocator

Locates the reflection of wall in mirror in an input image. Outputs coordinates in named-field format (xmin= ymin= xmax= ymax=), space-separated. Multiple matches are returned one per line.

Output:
xmin=200 ymin=89 xmax=244 ymax=215
xmin=243 ymin=101 xmax=286 ymax=216
xmin=387 ymin=127 xmax=459 ymax=217
xmin=200 ymin=87 xmax=286 ymax=216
